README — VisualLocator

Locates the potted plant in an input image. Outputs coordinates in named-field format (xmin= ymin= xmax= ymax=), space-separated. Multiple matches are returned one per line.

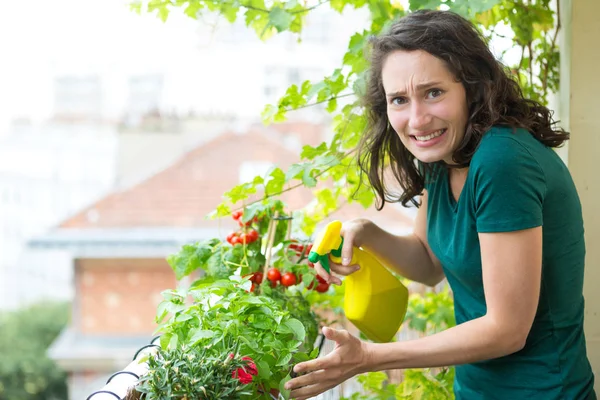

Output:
xmin=124 ymin=199 xmax=339 ymax=399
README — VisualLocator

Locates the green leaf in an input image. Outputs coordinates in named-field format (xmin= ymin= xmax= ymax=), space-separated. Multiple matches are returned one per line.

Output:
xmin=286 ymin=163 xmax=305 ymax=181
xmin=206 ymin=247 xmax=232 ymax=279
xmin=315 ymin=188 xmax=338 ymax=214
xmin=409 ymin=0 xmax=443 ymax=10
xmin=167 ymin=240 xmax=217 ymax=280
xmin=183 ymin=2 xmax=202 ymax=19
xmin=129 ymin=1 xmax=142 ymax=14
xmin=264 ymin=167 xmax=286 ymax=195
xmin=223 ymin=181 xmax=257 ymax=204
xmin=276 ymin=352 xmax=293 ymax=367
xmin=330 ymin=0 xmax=346 ymax=13
xmin=302 ymin=168 xmax=317 ymax=187
xmin=279 ymin=373 xmax=292 ymax=399
xmin=261 ymin=104 xmax=279 ymax=124
xmin=159 ymin=332 xmax=172 ymax=349
xmin=207 ymin=202 xmax=231 ymax=220
xmin=175 ymin=313 xmax=194 ymax=322
xmin=300 ymin=142 xmax=328 ymax=160
xmin=313 ymin=153 xmax=341 ymax=169
xmin=269 ymin=6 xmax=293 ymax=32
xmin=188 ymin=329 xmax=216 ymax=344
xmin=283 ymin=318 xmax=306 ymax=342
xmin=189 ymin=276 xmax=216 ymax=289
xmin=464 ymin=0 xmax=502 ymax=14
xmin=221 ymin=3 xmax=238 ymax=23
xmin=257 ymin=359 xmax=272 ymax=379
xmin=156 ymin=301 xmax=170 ymax=323
xmin=326 ymin=97 xmax=338 ymax=113
xmin=352 ymin=185 xmax=376 ymax=209
xmin=359 ymin=371 xmax=388 ymax=391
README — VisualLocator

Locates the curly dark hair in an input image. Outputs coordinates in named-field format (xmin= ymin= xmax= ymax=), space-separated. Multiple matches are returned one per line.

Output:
xmin=358 ymin=9 xmax=568 ymax=208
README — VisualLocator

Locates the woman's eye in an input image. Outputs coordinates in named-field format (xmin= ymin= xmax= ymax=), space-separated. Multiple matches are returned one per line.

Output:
xmin=426 ymin=88 xmax=444 ymax=99
xmin=391 ymin=97 xmax=407 ymax=105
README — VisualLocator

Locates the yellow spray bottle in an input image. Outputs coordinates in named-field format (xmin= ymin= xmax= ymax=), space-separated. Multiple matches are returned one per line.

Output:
xmin=308 ymin=220 xmax=409 ymax=343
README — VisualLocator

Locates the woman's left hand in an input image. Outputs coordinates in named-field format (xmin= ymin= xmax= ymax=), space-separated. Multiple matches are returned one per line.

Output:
xmin=285 ymin=326 xmax=372 ymax=400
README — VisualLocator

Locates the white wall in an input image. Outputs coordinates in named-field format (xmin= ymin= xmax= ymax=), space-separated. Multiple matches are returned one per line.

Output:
xmin=0 ymin=123 xmax=117 ymax=309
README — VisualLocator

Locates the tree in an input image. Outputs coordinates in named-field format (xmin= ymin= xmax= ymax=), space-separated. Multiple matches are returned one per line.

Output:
xmin=0 ymin=302 xmax=69 ymax=400
xmin=131 ymin=0 xmax=561 ymax=396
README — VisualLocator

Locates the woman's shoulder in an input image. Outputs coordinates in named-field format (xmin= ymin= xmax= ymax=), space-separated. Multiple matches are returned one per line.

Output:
xmin=479 ymin=125 xmax=532 ymax=144
xmin=473 ymin=125 xmax=539 ymax=163
xmin=470 ymin=125 xmax=549 ymax=181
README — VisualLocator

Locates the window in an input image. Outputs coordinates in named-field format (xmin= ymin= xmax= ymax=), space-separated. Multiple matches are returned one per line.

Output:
xmin=127 ymin=74 xmax=164 ymax=117
xmin=53 ymin=76 xmax=102 ymax=118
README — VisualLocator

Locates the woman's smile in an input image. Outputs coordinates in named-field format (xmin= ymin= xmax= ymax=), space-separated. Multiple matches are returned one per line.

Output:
xmin=410 ymin=128 xmax=448 ymax=147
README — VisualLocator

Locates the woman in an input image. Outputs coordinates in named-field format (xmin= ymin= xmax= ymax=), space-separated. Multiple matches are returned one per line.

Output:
xmin=285 ymin=9 xmax=596 ymax=400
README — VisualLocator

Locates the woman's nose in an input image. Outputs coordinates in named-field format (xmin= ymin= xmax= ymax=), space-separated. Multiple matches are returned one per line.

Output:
xmin=408 ymin=102 xmax=432 ymax=130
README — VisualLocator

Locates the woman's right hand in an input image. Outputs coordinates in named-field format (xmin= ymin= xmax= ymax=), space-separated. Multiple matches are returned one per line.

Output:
xmin=314 ymin=218 xmax=374 ymax=285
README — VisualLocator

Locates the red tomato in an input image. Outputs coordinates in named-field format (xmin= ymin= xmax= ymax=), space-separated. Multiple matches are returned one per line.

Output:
xmin=316 ymin=282 xmax=330 ymax=293
xmin=239 ymin=233 xmax=249 ymax=244
xmin=238 ymin=219 xmax=251 ymax=227
xmin=308 ymin=262 xmax=314 ymax=268
xmin=232 ymin=210 xmax=243 ymax=220
xmin=316 ymin=274 xmax=327 ymax=284
xmin=247 ymin=230 xmax=259 ymax=242
xmin=306 ymin=244 xmax=313 ymax=253
xmin=251 ymin=272 xmax=263 ymax=284
xmin=281 ymin=272 xmax=297 ymax=287
xmin=230 ymin=236 xmax=241 ymax=245
xmin=267 ymin=268 xmax=281 ymax=282
xmin=227 ymin=232 xmax=237 ymax=241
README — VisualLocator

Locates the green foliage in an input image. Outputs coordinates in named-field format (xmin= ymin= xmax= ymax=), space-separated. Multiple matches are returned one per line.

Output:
xmin=156 ymin=208 xmax=338 ymax=399
xmin=137 ymin=345 xmax=255 ymax=399
xmin=0 ymin=302 xmax=69 ymax=400
xmin=340 ymin=369 xmax=454 ymax=399
xmin=153 ymin=277 xmax=319 ymax=399
xmin=395 ymin=368 xmax=455 ymax=399
xmin=405 ymin=285 xmax=456 ymax=334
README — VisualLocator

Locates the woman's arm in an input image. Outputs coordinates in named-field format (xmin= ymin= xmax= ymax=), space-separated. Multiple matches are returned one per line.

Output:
xmin=287 ymin=226 xmax=542 ymax=399
xmin=367 ymin=226 xmax=542 ymax=368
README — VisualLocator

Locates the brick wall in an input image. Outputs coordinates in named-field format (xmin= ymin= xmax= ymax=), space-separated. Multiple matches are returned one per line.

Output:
xmin=75 ymin=258 xmax=176 ymax=335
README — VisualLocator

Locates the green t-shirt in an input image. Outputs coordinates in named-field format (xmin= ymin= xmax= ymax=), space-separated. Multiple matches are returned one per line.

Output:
xmin=425 ymin=126 xmax=595 ymax=399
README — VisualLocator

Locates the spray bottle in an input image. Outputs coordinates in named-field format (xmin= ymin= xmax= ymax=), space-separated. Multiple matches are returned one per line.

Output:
xmin=308 ymin=220 xmax=409 ymax=343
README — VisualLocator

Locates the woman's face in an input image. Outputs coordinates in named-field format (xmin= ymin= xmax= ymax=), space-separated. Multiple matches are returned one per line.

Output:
xmin=382 ymin=50 xmax=469 ymax=164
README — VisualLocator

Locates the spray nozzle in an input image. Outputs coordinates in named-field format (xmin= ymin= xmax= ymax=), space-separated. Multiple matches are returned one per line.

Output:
xmin=308 ymin=220 xmax=344 ymax=273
